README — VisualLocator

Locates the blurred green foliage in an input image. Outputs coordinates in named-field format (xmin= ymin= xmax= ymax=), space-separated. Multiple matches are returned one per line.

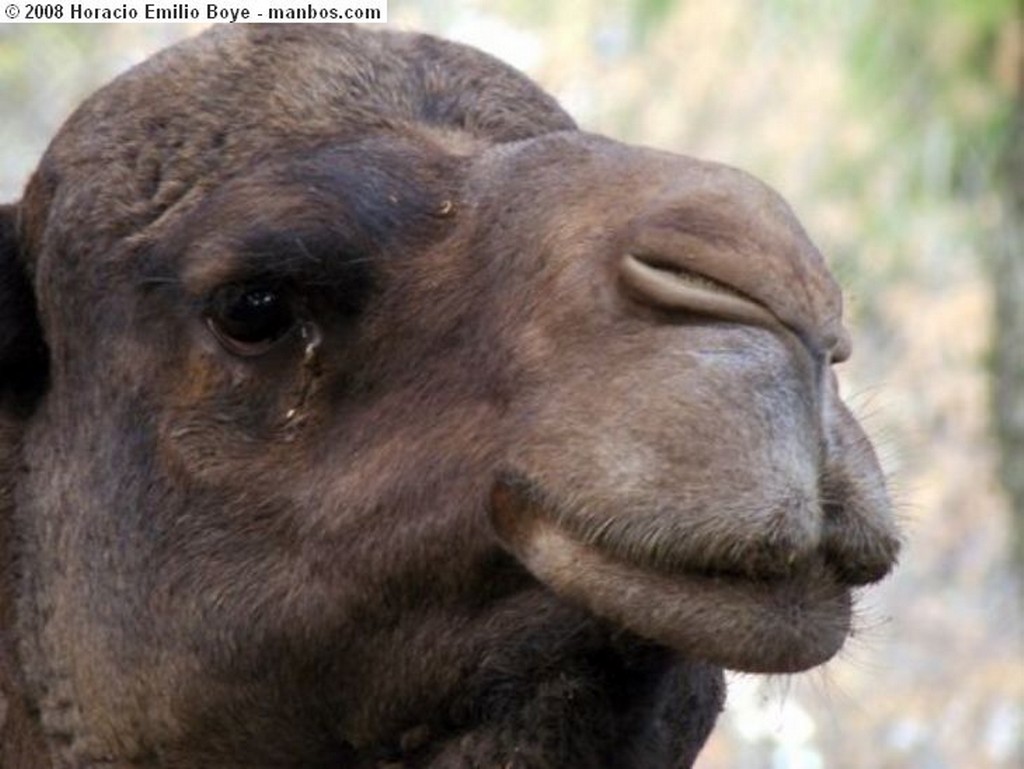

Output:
xmin=849 ymin=0 xmax=1014 ymax=197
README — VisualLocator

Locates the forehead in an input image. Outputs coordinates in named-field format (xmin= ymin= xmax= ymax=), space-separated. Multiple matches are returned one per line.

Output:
xmin=22 ymin=25 xmax=574 ymax=271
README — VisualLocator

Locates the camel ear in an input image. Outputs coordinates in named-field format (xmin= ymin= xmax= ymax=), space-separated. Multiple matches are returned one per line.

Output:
xmin=0 ymin=204 xmax=47 ymax=416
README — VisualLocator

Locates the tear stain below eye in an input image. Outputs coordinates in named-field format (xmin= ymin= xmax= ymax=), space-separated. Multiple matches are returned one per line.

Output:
xmin=620 ymin=252 xmax=781 ymax=330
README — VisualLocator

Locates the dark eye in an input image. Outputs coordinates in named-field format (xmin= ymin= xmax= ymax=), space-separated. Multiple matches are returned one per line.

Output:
xmin=206 ymin=283 xmax=298 ymax=356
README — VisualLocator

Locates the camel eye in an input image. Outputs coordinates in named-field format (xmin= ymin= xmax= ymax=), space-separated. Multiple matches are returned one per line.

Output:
xmin=206 ymin=283 xmax=297 ymax=356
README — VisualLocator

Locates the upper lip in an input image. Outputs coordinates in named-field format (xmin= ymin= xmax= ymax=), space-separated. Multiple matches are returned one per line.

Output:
xmin=493 ymin=475 xmax=852 ymax=589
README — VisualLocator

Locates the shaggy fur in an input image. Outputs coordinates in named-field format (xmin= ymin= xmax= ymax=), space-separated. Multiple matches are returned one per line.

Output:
xmin=0 ymin=25 xmax=898 ymax=768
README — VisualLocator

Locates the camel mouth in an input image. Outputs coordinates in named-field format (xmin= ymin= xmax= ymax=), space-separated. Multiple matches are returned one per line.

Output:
xmin=489 ymin=480 xmax=853 ymax=674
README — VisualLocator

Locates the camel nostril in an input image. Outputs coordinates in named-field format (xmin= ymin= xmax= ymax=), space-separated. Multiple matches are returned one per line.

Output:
xmin=620 ymin=253 xmax=779 ymax=328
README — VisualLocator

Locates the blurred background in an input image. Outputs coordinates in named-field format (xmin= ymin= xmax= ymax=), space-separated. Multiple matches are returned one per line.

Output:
xmin=0 ymin=2 xmax=1020 ymax=767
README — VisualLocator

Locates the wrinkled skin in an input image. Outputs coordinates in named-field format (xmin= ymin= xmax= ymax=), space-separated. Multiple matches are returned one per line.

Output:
xmin=0 ymin=25 xmax=900 ymax=769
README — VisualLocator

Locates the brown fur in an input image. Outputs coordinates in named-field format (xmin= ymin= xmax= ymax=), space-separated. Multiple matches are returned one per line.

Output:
xmin=0 ymin=25 xmax=898 ymax=768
